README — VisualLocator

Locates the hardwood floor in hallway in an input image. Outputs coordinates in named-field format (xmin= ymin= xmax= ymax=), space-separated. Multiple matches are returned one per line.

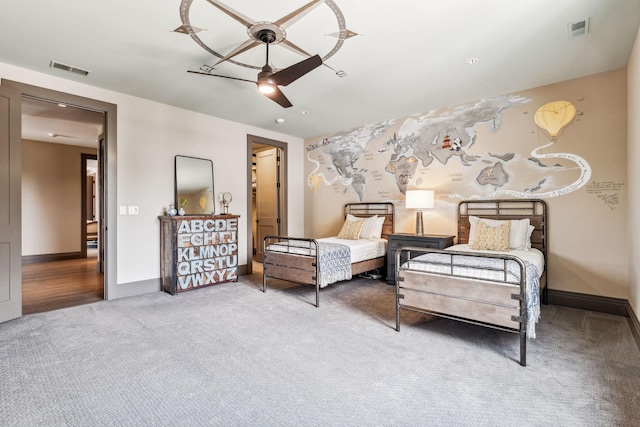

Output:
xmin=22 ymin=256 xmax=104 ymax=315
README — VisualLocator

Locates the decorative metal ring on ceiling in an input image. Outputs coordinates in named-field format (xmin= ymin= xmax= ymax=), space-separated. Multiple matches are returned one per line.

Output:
xmin=179 ymin=0 xmax=351 ymax=74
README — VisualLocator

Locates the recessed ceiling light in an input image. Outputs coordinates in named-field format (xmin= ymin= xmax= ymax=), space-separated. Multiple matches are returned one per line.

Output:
xmin=465 ymin=57 xmax=479 ymax=65
xmin=275 ymin=118 xmax=285 ymax=124
xmin=301 ymin=111 xmax=309 ymax=115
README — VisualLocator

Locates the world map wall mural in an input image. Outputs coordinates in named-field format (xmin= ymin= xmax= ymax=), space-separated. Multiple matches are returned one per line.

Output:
xmin=306 ymin=94 xmax=592 ymax=202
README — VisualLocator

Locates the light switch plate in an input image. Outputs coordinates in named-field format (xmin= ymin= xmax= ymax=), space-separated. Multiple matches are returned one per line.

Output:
xmin=119 ymin=206 xmax=127 ymax=215
xmin=128 ymin=206 xmax=139 ymax=215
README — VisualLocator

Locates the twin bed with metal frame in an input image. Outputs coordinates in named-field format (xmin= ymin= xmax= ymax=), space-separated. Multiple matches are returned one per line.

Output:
xmin=262 ymin=202 xmax=394 ymax=307
xmin=261 ymin=199 xmax=546 ymax=365
xmin=395 ymin=199 xmax=547 ymax=366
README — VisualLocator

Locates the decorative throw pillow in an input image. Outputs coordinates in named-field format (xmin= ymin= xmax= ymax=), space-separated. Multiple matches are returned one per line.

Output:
xmin=468 ymin=216 xmax=529 ymax=249
xmin=337 ymin=218 xmax=364 ymax=240
xmin=469 ymin=220 xmax=511 ymax=251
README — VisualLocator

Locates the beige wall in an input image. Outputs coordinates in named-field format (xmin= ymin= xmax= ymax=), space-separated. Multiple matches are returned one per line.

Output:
xmin=1 ymin=60 xmax=306 ymax=296
xmin=22 ymin=139 xmax=97 ymax=256
xmin=628 ymin=27 xmax=640 ymax=315
xmin=305 ymin=68 xmax=629 ymax=300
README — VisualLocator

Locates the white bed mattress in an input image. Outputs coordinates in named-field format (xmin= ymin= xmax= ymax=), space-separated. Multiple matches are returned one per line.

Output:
xmin=266 ymin=237 xmax=387 ymax=264
xmin=318 ymin=237 xmax=387 ymax=263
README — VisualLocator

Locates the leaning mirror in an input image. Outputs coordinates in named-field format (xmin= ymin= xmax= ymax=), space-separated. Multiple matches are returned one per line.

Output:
xmin=175 ymin=155 xmax=215 ymax=215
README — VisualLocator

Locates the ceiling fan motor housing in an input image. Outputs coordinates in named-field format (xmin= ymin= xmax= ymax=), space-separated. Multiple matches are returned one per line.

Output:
xmin=256 ymin=28 xmax=277 ymax=44
xmin=256 ymin=29 xmax=276 ymax=88
xmin=258 ymin=66 xmax=274 ymax=80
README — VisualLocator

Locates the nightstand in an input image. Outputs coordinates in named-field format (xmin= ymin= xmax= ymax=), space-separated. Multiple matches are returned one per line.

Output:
xmin=386 ymin=233 xmax=455 ymax=284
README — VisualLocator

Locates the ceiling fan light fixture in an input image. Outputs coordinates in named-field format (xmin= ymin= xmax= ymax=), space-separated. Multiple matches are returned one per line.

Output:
xmin=258 ymin=81 xmax=276 ymax=94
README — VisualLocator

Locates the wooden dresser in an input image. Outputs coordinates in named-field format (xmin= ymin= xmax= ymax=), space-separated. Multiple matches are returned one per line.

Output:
xmin=159 ymin=215 xmax=240 ymax=294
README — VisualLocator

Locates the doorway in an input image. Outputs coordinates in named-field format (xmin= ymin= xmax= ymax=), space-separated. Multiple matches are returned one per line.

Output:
xmin=21 ymin=100 xmax=103 ymax=314
xmin=246 ymin=135 xmax=287 ymax=274
xmin=0 ymin=79 xmax=117 ymax=322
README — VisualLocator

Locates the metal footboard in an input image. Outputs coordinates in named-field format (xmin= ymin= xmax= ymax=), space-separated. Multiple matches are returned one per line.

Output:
xmin=263 ymin=236 xmax=321 ymax=307
xmin=396 ymin=246 xmax=529 ymax=366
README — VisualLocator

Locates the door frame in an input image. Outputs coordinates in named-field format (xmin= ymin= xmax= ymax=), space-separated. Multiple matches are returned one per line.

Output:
xmin=1 ymin=79 xmax=118 ymax=300
xmin=0 ymin=84 xmax=22 ymax=322
xmin=246 ymin=134 xmax=287 ymax=274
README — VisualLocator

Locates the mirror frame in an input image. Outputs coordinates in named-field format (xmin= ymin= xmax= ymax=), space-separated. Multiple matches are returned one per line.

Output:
xmin=174 ymin=155 xmax=215 ymax=215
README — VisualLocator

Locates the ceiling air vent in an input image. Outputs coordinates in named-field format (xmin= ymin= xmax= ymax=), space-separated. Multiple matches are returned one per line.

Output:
xmin=49 ymin=61 xmax=90 ymax=76
xmin=568 ymin=18 xmax=590 ymax=37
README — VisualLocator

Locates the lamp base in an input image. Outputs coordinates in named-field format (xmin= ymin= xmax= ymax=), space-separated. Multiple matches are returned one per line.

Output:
xmin=415 ymin=210 xmax=424 ymax=236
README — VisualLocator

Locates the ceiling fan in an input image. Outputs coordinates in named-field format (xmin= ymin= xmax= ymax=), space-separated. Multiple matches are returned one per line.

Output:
xmin=188 ymin=29 xmax=322 ymax=108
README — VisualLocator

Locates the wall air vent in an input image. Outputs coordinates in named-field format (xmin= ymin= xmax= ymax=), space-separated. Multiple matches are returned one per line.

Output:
xmin=49 ymin=61 xmax=90 ymax=76
xmin=568 ymin=18 xmax=590 ymax=37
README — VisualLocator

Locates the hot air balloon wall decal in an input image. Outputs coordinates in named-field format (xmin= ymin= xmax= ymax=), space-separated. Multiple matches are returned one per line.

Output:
xmin=527 ymin=99 xmax=592 ymax=198
xmin=534 ymin=100 xmax=577 ymax=141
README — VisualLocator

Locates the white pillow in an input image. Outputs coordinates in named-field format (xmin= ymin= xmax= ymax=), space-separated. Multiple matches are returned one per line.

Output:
xmin=347 ymin=214 xmax=385 ymax=239
xmin=367 ymin=216 xmax=386 ymax=239
xmin=468 ymin=216 xmax=530 ymax=250
xmin=525 ymin=224 xmax=535 ymax=249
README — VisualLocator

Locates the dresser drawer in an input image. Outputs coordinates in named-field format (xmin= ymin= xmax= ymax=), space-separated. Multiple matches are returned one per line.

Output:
xmin=389 ymin=239 xmax=440 ymax=252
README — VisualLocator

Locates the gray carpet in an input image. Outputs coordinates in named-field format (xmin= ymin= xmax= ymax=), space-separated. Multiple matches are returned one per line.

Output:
xmin=1 ymin=272 xmax=639 ymax=427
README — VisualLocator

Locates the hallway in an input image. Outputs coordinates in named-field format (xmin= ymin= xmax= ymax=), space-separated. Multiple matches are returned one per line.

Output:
xmin=22 ymin=256 xmax=103 ymax=315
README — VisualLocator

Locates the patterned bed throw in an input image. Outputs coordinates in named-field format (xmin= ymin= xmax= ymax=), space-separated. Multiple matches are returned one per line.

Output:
xmin=317 ymin=242 xmax=351 ymax=288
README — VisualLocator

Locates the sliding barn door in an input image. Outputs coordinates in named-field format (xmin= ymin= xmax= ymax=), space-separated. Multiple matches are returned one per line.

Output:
xmin=0 ymin=85 xmax=22 ymax=323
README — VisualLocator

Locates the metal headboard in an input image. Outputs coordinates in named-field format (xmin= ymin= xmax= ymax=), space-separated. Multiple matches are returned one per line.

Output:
xmin=344 ymin=202 xmax=395 ymax=239
xmin=458 ymin=199 xmax=547 ymax=258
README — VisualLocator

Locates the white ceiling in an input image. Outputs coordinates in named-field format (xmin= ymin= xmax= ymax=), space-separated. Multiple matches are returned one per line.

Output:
xmin=21 ymin=97 xmax=104 ymax=147
xmin=2 ymin=0 xmax=639 ymax=141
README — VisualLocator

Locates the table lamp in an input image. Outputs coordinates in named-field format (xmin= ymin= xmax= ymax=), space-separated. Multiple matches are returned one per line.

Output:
xmin=405 ymin=189 xmax=434 ymax=235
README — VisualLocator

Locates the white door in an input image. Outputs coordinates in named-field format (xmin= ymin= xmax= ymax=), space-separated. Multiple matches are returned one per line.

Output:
xmin=0 ymin=85 xmax=22 ymax=323
xmin=255 ymin=148 xmax=280 ymax=262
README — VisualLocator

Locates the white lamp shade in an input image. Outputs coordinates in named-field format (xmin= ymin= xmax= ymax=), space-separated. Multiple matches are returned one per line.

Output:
xmin=405 ymin=190 xmax=434 ymax=209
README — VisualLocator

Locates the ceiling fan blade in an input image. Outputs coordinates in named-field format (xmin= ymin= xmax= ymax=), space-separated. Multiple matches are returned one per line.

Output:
xmin=279 ymin=40 xmax=337 ymax=72
xmin=264 ymin=86 xmax=293 ymax=108
xmin=187 ymin=70 xmax=257 ymax=84
xmin=271 ymin=55 xmax=322 ymax=87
